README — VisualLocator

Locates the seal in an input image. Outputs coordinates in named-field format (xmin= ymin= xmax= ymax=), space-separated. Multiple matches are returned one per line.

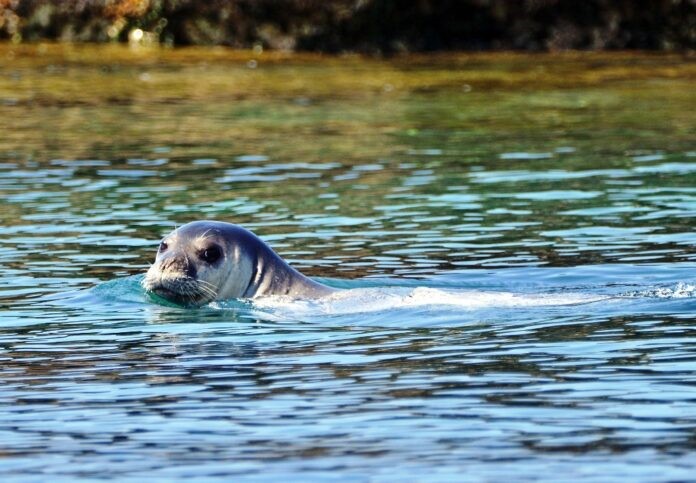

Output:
xmin=142 ymin=220 xmax=335 ymax=306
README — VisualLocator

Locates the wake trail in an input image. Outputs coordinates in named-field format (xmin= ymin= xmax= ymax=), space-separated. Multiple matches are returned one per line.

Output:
xmin=245 ymin=283 xmax=696 ymax=318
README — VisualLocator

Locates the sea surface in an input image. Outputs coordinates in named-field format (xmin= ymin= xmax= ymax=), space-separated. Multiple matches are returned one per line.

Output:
xmin=0 ymin=44 xmax=695 ymax=481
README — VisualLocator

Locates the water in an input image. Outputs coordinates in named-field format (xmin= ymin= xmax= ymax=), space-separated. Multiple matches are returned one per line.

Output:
xmin=1 ymin=44 xmax=695 ymax=481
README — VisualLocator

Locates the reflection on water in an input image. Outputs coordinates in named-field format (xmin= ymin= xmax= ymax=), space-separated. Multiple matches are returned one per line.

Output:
xmin=0 ymin=44 xmax=695 ymax=480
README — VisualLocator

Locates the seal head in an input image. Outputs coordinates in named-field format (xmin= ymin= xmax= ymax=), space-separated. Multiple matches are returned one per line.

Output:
xmin=142 ymin=221 xmax=334 ymax=306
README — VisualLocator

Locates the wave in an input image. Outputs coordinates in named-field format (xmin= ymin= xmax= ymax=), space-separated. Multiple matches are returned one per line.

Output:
xmin=244 ymin=287 xmax=611 ymax=317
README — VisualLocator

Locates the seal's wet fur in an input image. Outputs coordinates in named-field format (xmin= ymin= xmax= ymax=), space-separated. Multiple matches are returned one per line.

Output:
xmin=143 ymin=221 xmax=334 ymax=306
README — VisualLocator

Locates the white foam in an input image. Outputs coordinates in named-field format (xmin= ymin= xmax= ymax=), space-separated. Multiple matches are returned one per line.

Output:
xmin=627 ymin=282 xmax=696 ymax=299
xmin=249 ymin=287 xmax=609 ymax=317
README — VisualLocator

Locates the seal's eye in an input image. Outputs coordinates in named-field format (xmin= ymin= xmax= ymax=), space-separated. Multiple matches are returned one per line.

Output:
xmin=159 ymin=241 xmax=168 ymax=252
xmin=200 ymin=245 xmax=222 ymax=264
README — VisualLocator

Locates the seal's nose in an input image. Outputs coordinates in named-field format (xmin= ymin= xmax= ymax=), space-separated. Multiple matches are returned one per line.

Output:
xmin=161 ymin=253 xmax=197 ymax=278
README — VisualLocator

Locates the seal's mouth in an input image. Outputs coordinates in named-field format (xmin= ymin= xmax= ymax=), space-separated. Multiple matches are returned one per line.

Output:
xmin=143 ymin=277 xmax=213 ymax=307
xmin=151 ymin=285 xmax=187 ymax=303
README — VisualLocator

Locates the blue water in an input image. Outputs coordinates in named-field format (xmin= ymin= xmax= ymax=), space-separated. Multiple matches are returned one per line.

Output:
xmin=1 ymin=46 xmax=695 ymax=481
xmin=3 ymin=264 xmax=694 ymax=480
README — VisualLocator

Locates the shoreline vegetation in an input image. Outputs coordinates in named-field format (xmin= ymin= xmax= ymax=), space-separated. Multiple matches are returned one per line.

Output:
xmin=1 ymin=0 xmax=694 ymax=53
xmin=2 ymin=43 xmax=693 ymax=165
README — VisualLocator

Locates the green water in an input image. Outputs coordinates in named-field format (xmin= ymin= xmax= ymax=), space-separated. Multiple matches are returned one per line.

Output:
xmin=0 ymin=44 xmax=695 ymax=481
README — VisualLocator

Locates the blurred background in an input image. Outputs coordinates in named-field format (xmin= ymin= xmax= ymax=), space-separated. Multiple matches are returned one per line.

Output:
xmin=1 ymin=0 xmax=694 ymax=52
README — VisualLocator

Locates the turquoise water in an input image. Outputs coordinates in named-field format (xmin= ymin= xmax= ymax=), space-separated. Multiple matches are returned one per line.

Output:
xmin=1 ymin=45 xmax=695 ymax=481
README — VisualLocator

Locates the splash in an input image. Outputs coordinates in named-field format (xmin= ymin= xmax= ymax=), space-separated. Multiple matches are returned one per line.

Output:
xmin=625 ymin=282 xmax=696 ymax=299
xmin=247 ymin=286 xmax=610 ymax=317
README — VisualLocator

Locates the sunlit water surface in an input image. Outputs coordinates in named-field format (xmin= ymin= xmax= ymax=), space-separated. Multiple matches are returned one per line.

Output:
xmin=1 ymin=45 xmax=695 ymax=481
